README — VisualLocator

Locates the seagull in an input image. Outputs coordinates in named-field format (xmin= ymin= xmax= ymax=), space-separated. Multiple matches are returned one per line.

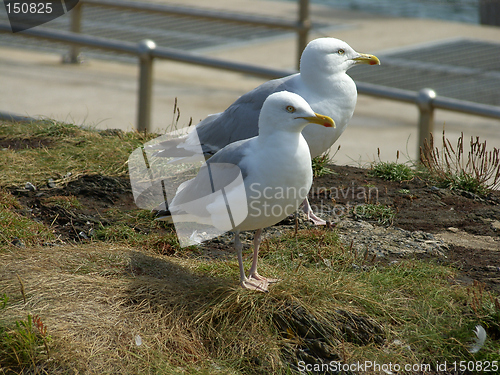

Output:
xmin=150 ymin=38 xmax=380 ymax=225
xmin=156 ymin=91 xmax=335 ymax=292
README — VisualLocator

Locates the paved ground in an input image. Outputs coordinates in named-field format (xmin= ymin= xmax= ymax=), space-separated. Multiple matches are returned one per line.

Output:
xmin=1 ymin=0 xmax=500 ymax=165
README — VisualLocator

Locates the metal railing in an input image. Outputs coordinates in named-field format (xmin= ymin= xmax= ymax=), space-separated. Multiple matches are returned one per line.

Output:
xmin=1 ymin=5 xmax=500 ymax=160
xmin=0 ymin=22 xmax=292 ymax=129
xmin=67 ymin=0 xmax=311 ymax=68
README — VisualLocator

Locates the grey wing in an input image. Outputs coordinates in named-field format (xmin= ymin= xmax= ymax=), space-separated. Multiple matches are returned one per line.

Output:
xmin=195 ymin=75 xmax=297 ymax=155
xmin=170 ymin=139 xmax=253 ymax=208
xmin=149 ymin=75 xmax=297 ymax=160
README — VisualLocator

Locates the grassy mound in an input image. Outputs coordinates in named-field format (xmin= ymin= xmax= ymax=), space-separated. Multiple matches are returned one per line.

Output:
xmin=0 ymin=120 xmax=499 ymax=374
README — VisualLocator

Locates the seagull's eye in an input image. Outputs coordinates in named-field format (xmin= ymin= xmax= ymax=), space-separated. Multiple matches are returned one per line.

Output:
xmin=286 ymin=105 xmax=296 ymax=113
xmin=337 ymin=49 xmax=345 ymax=55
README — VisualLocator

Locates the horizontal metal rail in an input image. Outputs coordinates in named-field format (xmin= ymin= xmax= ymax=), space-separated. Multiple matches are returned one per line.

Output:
xmin=0 ymin=23 xmax=292 ymax=78
xmin=357 ymin=81 xmax=500 ymax=119
xmin=81 ymin=0 xmax=304 ymax=31
xmin=68 ymin=0 xmax=311 ymax=68
xmin=2 ymin=23 xmax=500 ymax=160
xmin=357 ymin=81 xmax=500 ymax=158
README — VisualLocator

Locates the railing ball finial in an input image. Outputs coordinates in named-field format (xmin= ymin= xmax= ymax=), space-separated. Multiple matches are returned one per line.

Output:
xmin=416 ymin=88 xmax=436 ymax=112
xmin=137 ymin=39 xmax=157 ymax=60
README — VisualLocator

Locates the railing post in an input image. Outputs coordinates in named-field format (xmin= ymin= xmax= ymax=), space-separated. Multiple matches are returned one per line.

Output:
xmin=137 ymin=39 xmax=156 ymax=133
xmin=63 ymin=2 xmax=83 ymax=63
xmin=297 ymin=0 xmax=310 ymax=69
xmin=416 ymin=88 xmax=436 ymax=161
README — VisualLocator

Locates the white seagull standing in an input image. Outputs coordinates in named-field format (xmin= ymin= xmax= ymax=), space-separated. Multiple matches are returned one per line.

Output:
xmin=156 ymin=91 xmax=335 ymax=292
xmin=151 ymin=38 xmax=380 ymax=225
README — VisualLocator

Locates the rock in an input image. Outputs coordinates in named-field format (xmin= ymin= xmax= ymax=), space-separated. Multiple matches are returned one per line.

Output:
xmin=335 ymin=309 xmax=385 ymax=346
xmin=491 ymin=220 xmax=500 ymax=232
xmin=11 ymin=237 xmax=25 ymax=248
xmin=78 ymin=231 xmax=89 ymax=240
xmin=447 ymin=227 xmax=459 ymax=233
xmin=47 ymin=178 xmax=56 ymax=188
xmin=24 ymin=182 xmax=36 ymax=191
xmin=273 ymin=301 xmax=385 ymax=368
xmin=336 ymin=218 xmax=448 ymax=258
xmin=485 ymin=265 xmax=500 ymax=272
xmin=305 ymin=339 xmax=339 ymax=360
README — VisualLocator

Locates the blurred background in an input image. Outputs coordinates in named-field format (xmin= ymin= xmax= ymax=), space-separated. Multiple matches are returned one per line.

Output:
xmin=0 ymin=0 xmax=499 ymax=165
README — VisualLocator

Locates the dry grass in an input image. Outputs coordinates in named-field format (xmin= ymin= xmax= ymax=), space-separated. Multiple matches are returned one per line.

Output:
xmin=1 ymin=120 xmax=500 ymax=374
xmin=2 ymin=231 xmax=498 ymax=374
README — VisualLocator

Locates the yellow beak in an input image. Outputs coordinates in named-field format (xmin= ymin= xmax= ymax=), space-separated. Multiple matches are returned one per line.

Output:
xmin=353 ymin=53 xmax=380 ymax=66
xmin=299 ymin=113 xmax=335 ymax=128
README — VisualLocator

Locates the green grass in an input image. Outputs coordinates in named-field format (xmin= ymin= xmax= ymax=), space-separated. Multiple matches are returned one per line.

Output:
xmin=0 ymin=189 xmax=56 ymax=248
xmin=352 ymin=203 xmax=396 ymax=225
xmin=370 ymin=161 xmax=414 ymax=182
xmin=312 ymin=148 xmax=339 ymax=178
xmin=312 ymin=154 xmax=334 ymax=178
xmin=434 ymin=171 xmax=490 ymax=196
xmin=0 ymin=119 xmax=499 ymax=374
xmin=0 ymin=119 xmax=157 ymax=187
xmin=0 ymin=312 xmax=52 ymax=371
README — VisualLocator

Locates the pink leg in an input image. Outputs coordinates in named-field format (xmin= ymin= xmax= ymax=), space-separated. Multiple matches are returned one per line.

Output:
xmin=248 ymin=229 xmax=279 ymax=284
xmin=302 ymin=197 xmax=327 ymax=226
xmin=234 ymin=231 xmax=269 ymax=292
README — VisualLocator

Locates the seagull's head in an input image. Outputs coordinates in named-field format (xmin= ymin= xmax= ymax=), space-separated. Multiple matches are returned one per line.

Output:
xmin=259 ymin=91 xmax=335 ymax=134
xmin=300 ymin=37 xmax=380 ymax=76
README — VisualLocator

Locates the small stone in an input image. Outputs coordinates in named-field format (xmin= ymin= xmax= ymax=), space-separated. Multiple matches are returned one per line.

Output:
xmin=24 ymin=182 xmax=36 ymax=191
xmin=11 ymin=238 xmax=25 ymax=248
xmin=306 ymin=339 xmax=338 ymax=360
xmin=47 ymin=178 xmax=56 ymax=188
xmin=491 ymin=220 xmax=500 ymax=231
xmin=78 ymin=231 xmax=89 ymax=240
xmin=447 ymin=227 xmax=459 ymax=233
xmin=485 ymin=265 xmax=500 ymax=272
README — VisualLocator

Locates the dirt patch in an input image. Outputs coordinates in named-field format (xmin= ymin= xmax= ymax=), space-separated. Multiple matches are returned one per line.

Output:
xmin=11 ymin=174 xmax=136 ymax=242
xmin=310 ymin=165 xmax=500 ymax=236
xmin=0 ymin=136 xmax=54 ymax=150
xmin=7 ymin=164 xmax=500 ymax=291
